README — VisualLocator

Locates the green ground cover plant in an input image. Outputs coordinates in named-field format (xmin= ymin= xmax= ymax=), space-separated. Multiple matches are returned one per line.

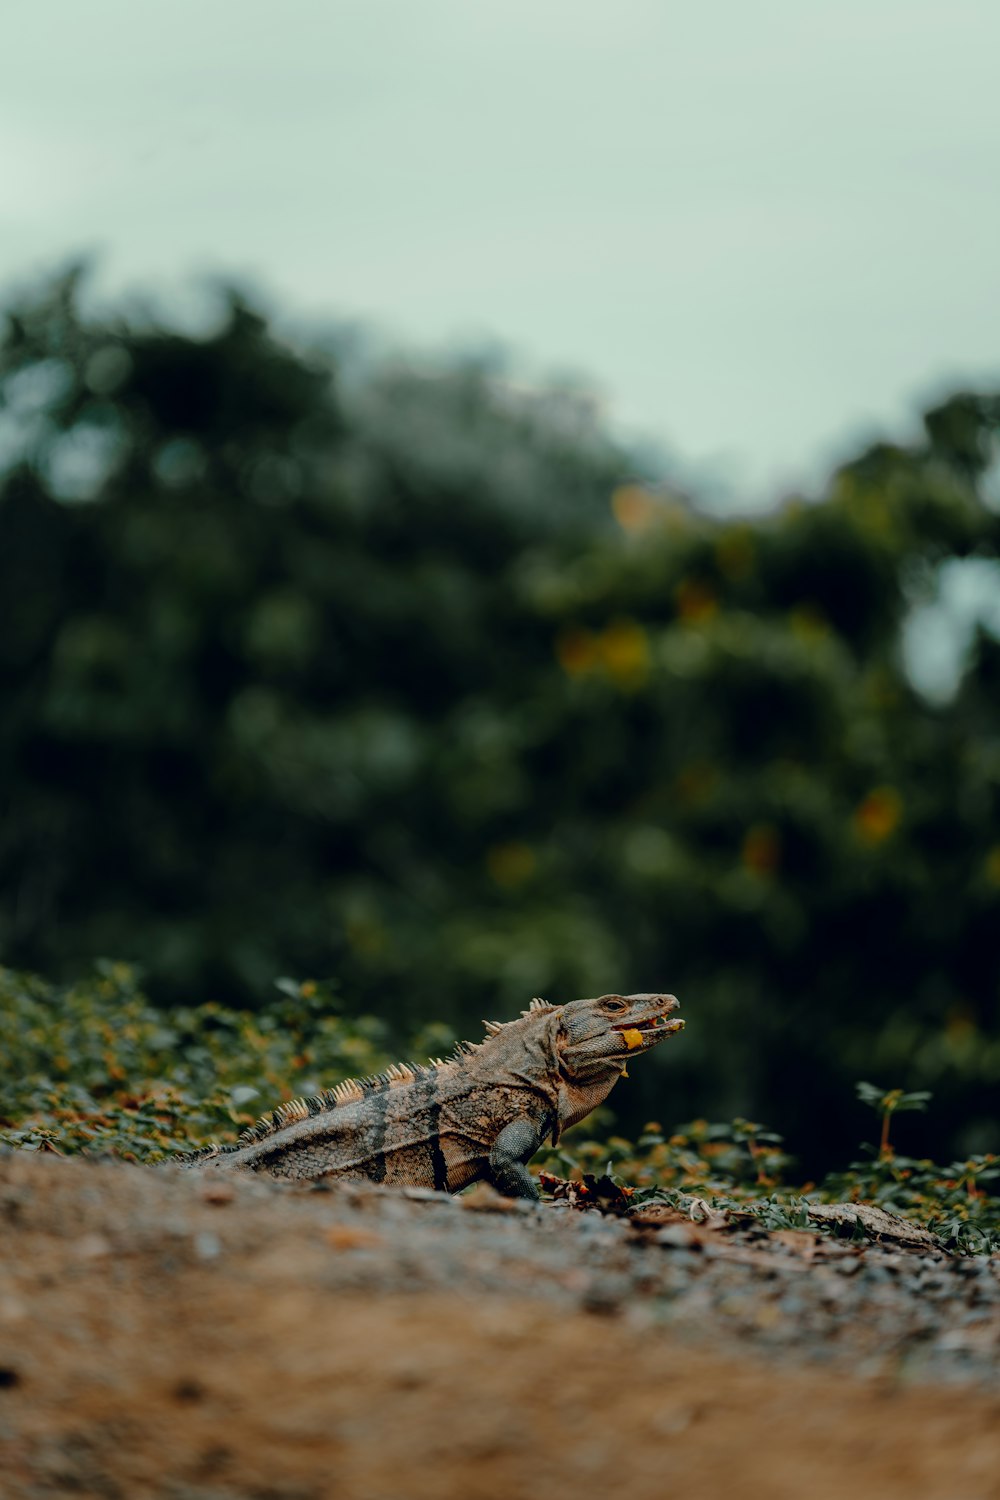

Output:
xmin=1 ymin=965 xmax=996 ymax=1255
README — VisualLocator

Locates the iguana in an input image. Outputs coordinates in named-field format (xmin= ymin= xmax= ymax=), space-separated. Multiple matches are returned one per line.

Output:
xmin=179 ymin=992 xmax=684 ymax=1199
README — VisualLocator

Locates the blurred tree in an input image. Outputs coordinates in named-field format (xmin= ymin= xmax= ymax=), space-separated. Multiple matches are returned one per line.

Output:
xmin=1 ymin=269 xmax=998 ymax=1170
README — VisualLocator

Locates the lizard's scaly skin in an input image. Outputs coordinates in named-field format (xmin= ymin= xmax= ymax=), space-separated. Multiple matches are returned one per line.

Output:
xmin=178 ymin=992 xmax=683 ymax=1199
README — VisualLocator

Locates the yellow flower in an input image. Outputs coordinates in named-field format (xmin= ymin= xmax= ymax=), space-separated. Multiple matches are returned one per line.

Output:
xmin=598 ymin=619 xmax=650 ymax=688
xmin=487 ymin=842 xmax=536 ymax=888
xmin=557 ymin=619 xmax=650 ymax=689
xmin=742 ymin=824 xmax=781 ymax=875
xmin=555 ymin=627 xmax=599 ymax=677
xmin=611 ymin=484 xmax=656 ymax=532
xmin=854 ymin=787 xmax=902 ymax=845
xmin=674 ymin=579 xmax=717 ymax=625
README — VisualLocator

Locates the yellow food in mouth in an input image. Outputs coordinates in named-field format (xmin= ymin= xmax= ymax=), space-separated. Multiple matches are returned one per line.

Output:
xmin=618 ymin=1016 xmax=685 ymax=1051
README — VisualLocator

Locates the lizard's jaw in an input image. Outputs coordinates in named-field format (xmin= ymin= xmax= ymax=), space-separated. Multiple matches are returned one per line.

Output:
xmin=611 ymin=1000 xmax=684 ymax=1053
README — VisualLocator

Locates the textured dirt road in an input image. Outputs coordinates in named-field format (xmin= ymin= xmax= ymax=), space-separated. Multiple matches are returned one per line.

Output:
xmin=0 ymin=1155 xmax=998 ymax=1500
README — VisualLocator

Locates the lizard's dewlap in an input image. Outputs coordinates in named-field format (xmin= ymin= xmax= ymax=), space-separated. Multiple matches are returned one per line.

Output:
xmin=178 ymin=990 xmax=683 ymax=1201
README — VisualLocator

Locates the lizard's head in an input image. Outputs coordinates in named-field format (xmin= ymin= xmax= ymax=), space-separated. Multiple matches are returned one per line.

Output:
xmin=556 ymin=992 xmax=683 ymax=1079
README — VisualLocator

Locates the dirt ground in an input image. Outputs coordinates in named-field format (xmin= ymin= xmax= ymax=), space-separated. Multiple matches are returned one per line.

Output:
xmin=1 ymin=1154 xmax=998 ymax=1500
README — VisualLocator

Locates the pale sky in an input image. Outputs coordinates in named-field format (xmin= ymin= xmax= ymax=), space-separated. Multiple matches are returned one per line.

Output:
xmin=2 ymin=0 xmax=999 ymax=502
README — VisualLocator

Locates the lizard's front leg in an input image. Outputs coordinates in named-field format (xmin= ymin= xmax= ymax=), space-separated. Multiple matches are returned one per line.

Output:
xmin=488 ymin=1117 xmax=546 ymax=1200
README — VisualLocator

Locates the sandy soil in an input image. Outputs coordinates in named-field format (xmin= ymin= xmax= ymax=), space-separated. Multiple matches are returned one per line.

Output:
xmin=0 ymin=1154 xmax=998 ymax=1500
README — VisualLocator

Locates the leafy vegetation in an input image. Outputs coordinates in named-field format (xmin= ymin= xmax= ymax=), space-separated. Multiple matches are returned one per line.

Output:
xmin=0 ymin=963 xmax=424 ymax=1161
xmin=1 ymin=965 xmax=995 ymax=1255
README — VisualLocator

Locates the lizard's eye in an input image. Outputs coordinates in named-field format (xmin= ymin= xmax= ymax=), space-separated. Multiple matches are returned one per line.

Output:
xmin=603 ymin=997 xmax=628 ymax=1012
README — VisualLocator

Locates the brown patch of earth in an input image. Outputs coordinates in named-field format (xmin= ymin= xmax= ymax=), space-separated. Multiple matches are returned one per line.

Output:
xmin=0 ymin=1156 xmax=998 ymax=1500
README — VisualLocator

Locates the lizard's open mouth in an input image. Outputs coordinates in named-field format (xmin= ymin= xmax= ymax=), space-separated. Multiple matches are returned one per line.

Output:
xmin=611 ymin=1013 xmax=684 ymax=1035
xmin=610 ymin=995 xmax=684 ymax=1054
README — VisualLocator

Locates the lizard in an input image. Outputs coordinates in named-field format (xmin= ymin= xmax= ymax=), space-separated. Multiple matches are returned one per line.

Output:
xmin=177 ymin=991 xmax=684 ymax=1199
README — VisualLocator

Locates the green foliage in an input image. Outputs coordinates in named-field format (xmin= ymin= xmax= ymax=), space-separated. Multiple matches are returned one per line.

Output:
xmin=535 ymin=1114 xmax=792 ymax=1194
xmin=818 ymin=1149 xmax=1000 ymax=1256
xmin=1 ymin=271 xmax=999 ymax=1170
xmin=856 ymin=1082 xmax=934 ymax=1114
xmin=541 ymin=1109 xmax=999 ymax=1256
xmin=856 ymin=1080 xmax=934 ymax=1155
xmin=0 ymin=964 xmax=393 ymax=1161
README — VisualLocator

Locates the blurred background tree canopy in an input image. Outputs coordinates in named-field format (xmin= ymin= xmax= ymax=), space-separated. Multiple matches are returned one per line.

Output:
xmin=1 ymin=268 xmax=999 ymax=1172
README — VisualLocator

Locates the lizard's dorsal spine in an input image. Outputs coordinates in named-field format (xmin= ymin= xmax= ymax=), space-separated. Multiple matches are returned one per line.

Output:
xmin=237 ymin=1059 xmax=430 ymax=1149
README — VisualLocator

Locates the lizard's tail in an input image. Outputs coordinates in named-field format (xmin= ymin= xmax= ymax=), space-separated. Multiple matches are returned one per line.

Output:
xmin=168 ymin=1142 xmax=241 ymax=1169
